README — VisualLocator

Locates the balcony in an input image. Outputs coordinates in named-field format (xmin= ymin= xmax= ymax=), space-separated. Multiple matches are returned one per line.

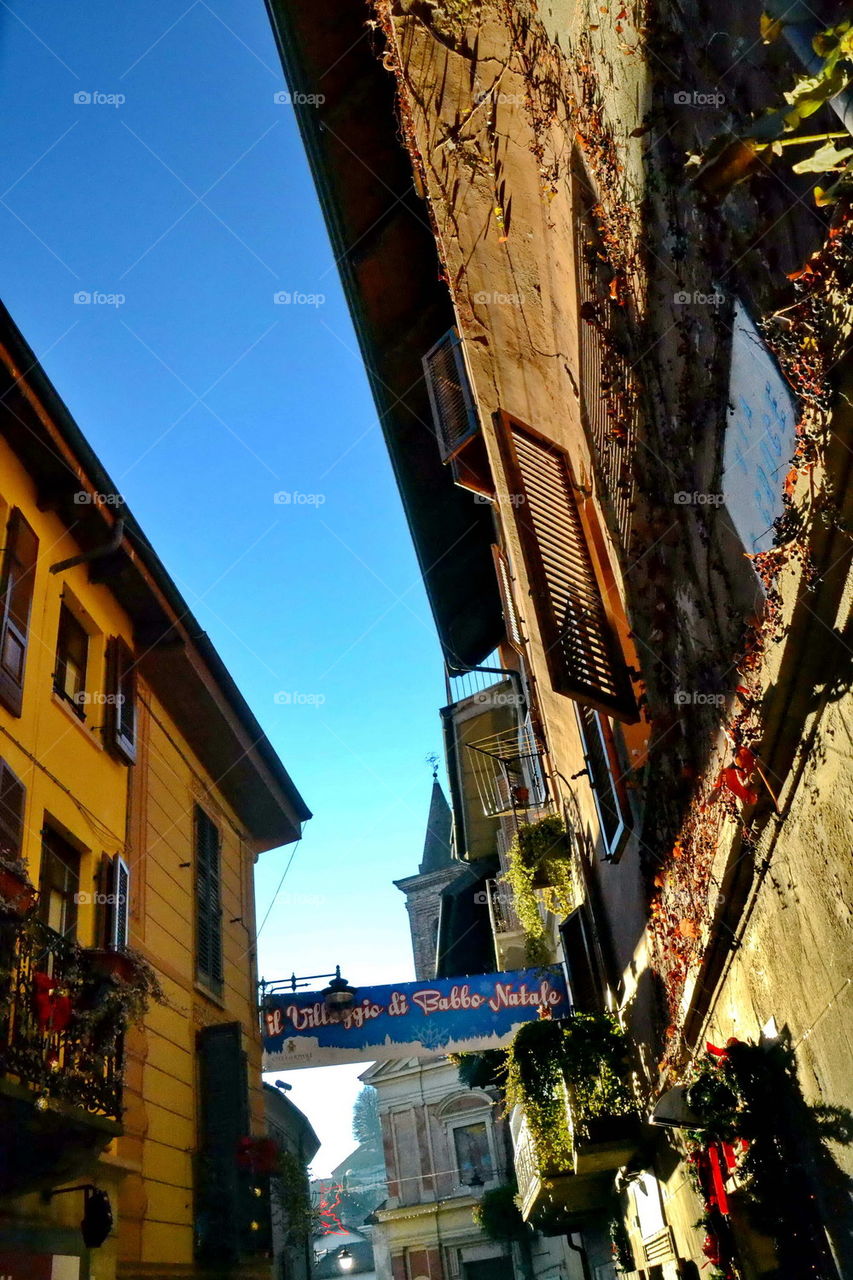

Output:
xmin=486 ymin=877 xmax=527 ymax=971
xmin=0 ymin=912 xmax=129 ymax=1192
xmin=511 ymin=1092 xmax=641 ymax=1232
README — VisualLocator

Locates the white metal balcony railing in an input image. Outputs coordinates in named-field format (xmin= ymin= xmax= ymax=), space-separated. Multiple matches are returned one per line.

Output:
xmin=466 ymin=717 xmax=548 ymax=818
xmin=486 ymin=877 xmax=523 ymax=936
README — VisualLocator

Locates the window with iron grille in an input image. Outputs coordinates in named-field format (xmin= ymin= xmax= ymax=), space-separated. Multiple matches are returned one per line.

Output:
xmin=495 ymin=412 xmax=637 ymax=722
xmin=0 ymin=508 xmax=38 ymax=717
xmin=422 ymin=329 xmax=480 ymax=461
xmin=196 ymin=805 xmax=224 ymax=992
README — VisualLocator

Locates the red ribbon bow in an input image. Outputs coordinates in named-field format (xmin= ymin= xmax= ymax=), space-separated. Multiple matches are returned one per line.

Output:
xmin=33 ymin=971 xmax=73 ymax=1032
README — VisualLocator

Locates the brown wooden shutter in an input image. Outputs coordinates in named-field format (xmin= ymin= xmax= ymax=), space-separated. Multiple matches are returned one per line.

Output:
xmin=495 ymin=413 xmax=637 ymax=722
xmin=0 ymin=509 xmax=39 ymax=716
xmin=0 ymin=759 xmax=25 ymax=861
xmin=491 ymin=545 xmax=525 ymax=654
xmin=423 ymin=329 xmax=479 ymax=461
xmin=106 ymin=637 xmax=137 ymax=764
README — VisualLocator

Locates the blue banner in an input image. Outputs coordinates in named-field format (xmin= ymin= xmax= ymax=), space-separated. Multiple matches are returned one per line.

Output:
xmin=262 ymin=967 xmax=569 ymax=1069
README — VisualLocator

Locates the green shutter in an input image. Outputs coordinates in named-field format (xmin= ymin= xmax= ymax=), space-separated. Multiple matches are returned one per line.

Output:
xmin=196 ymin=1022 xmax=249 ymax=1263
xmin=195 ymin=805 xmax=223 ymax=990
xmin=0 ymin=509 xmax=38 ymax=717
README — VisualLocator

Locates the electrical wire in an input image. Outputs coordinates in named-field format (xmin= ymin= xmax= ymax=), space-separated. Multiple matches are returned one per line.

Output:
xmin=256 ymin=836 xmax=303 ymax=939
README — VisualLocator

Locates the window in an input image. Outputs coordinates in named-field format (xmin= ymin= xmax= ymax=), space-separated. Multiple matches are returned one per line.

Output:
xmin=54 ymin=603 xmax=89 ymax=715
xmin=106 ymin=637 xmax=137 ymax=763
xmin=452 ymin=1121 xmax=494 ymax=1186
xmin=0 ymin=508 xmax=39 ymax=717
xmin=38 ymin=827 xmax=81 ymax=938
xmin=495 ymin=412 xmax=637 ymax=722
xmin=560 ymin=904 xmax=605 ymax=1013
xmin=0 ymin=758 xmax=25 ymax=862
xmin=491 ymin=545 xmax=525 ymax=654
xmin=576 ymin=704 xmax=632 ymax=860
xmin=195 ymin=805 xmax=223 ymax=992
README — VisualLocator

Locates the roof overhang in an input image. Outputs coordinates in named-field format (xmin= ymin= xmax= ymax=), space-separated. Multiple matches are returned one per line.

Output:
xmin=0 ymin=301 xmax=310 ymax=850
xmin=264 ymin=0 xmax=503 ymax=670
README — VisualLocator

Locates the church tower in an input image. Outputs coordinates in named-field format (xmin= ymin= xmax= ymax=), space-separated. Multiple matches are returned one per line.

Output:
xmin=394 ymin=779 xmax=462 ymax=979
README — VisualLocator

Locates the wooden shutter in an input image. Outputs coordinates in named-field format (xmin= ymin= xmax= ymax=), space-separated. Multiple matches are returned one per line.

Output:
xmin=495 ymin=413 xmax=637 ymax=722
xmin=0 ymin=759 xmax=25 ymax=861
xmin=423 ymin=329 xmax=479 ymax=461
xmin=106 ymin=637 xmax=137 ymax=764
xmin=103 ymin=853 xmax=130 ymax=949
xmin=195 ymin=805 xmax=223 ymax=989
xmin=196 ymin=1022 xmax=249 ymax=1263
xmin=491 ymin=545 xmax=525 ymax=654
xmin=0 ymin=509 xmax=39 ymax=716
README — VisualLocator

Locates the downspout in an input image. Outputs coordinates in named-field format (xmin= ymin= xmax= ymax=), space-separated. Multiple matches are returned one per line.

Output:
xmin=50 ymin=516 xmax=125 ymax=575
xmin=565 ymin=1234 xmax=592 ymax=1280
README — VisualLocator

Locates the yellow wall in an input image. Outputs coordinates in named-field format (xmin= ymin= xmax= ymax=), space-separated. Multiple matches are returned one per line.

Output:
xmin=117 ymin=685 xmax=266 ymax=1276
xmin=0 ymin=435 xmax=269 ymax=1279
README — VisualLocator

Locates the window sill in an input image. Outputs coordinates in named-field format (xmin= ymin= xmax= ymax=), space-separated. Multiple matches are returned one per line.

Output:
xmin=51 ymin=692 xmax=103 ymax=749
xmin=195 ymin=978 xmax=226 ymax=1009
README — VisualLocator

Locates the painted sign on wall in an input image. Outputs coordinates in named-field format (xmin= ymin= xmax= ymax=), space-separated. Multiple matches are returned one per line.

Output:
xmin=722 ymin=299 xmax=798 ymax=557
xmin=262 ymin=967 xmax=569 ymax=1069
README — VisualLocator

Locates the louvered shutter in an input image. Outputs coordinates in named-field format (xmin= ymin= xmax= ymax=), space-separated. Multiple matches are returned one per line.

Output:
xmin=423 ymin=329 xmax=479 ymax=461
xmin=108 ymin=854 xmax=130 ymax=949
xmin=106 ymin=637 xmax=137 ymax=764
xmin=496 ymin=414 xmax=637 ymax=722
xmin=196 ymin=1022 xmax=249 ymax=1263
xmin=0 ymin=509 xmax=39 ymax=717
xmin=195 ymin=805 xmax=223 ymax=990
xmin=0 ymin=759 xmax=25 ymax=862
xmin=491 ymin=545 xmax=525 ymax=654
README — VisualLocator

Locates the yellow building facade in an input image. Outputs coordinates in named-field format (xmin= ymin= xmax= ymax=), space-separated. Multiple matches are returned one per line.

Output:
xmin=0 ymin=302 xmax=310 ymax=1280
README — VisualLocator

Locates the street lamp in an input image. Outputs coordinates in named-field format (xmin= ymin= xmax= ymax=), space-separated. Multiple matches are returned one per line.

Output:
xmin=338 ymin=1249 xmax=354 ymax=1272
xmin=321 ymin=967 xmax=357 ymax=1016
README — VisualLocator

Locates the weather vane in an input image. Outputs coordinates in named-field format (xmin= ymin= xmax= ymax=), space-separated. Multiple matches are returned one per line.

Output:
xmin=425 ymin=751 xmax=439 ymax=780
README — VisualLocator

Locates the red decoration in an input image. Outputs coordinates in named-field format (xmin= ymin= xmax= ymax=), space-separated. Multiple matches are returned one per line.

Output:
xmin=33 ymin=972 xmax=72 ymax=1032
xmin=236 ymin=1136 xmax=278 ymax=1175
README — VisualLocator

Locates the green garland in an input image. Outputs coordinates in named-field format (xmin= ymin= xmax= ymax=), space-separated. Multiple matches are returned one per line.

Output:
xmin=501 ymin=816 xmax=574 ymax=965
xmin=271 ymin=1145 xmax=318 ymax=1243
xmin=472 ymin=1183 xmax=526 ymax=1241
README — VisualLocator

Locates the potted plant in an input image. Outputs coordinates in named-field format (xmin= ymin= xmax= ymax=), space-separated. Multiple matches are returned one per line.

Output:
xmin=0 ymin=849 xmax=36 ymax=915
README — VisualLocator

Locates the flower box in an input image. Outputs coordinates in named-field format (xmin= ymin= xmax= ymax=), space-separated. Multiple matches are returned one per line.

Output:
xmin=0 ymin=865 xmax=35 ymax=915
xmin=85 ymin=948 xmax=138 ymax=984
xmin=572 ymin=1112 xmax=642 ymax=1177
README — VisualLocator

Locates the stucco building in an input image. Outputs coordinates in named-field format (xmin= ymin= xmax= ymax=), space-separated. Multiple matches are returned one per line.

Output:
xmin=0 ymin=302 xmax=310 ymax=1279
xmin=268 ymin=1 xmax=853 ymax=1276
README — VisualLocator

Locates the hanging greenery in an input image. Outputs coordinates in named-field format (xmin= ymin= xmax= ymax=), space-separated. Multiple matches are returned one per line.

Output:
xmin=472 ymin=1183 xmax=527 ymax=1241
xmin=271 ymin=1145 xmax=318 ymax=1244
xmin=692 ymin=17 xmax=853 ymax=203
xmin=504 ymin=1012 xmax=635 ymax=1173
xmin=501 ymin=816 xmax=574 ymax=965
xmin=449 ymin=1049 xmax=506 ymax=1090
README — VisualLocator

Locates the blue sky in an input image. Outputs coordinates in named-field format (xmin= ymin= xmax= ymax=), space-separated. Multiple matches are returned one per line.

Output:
xmin=0 ymin=0 xmax=442 ymax=1172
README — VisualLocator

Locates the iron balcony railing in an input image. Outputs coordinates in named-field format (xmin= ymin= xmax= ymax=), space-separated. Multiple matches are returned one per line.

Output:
xmin=0 ymin=914 xmax=124 ymax=1119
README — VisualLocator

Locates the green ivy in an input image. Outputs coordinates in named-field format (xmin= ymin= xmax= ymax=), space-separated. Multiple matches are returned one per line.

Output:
xmin=472 ymin=1183 xmax=526 ymax=1241
xmin=501 ymin=816 xmax=574 ymax=965
xmin=504 ymin=1014 xmax=635 ymax=1174
xmin=450 ymin=1049 xmax=506 ymax=1090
